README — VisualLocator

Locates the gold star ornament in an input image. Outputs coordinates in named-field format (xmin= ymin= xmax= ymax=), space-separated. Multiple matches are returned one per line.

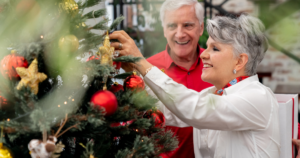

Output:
xmin=16 ymin=58 xmax=47 ymax=94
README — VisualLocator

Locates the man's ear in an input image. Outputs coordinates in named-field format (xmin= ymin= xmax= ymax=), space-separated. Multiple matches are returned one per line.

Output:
xmin=199 ymin=22 xmax=204 ymax=36
xmin=235 ymin=53 xmax=248 ymax=71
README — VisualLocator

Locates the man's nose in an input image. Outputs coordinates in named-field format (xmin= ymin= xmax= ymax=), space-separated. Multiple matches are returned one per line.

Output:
xmin=175 ymin=26 xmax=186 ymax=38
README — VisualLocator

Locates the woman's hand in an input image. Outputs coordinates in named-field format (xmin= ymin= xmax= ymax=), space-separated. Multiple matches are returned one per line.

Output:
xmin=292 ymin=139 xmax=300 ymax=158
xmin=109 ymin=31 xmax=153 ymax=76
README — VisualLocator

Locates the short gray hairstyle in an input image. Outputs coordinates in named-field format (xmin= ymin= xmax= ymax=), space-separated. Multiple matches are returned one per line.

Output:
xmin=160 ymin=0 xmax=204 ymax=27
xmin=206 ymin=14 xmax=268 ymax=76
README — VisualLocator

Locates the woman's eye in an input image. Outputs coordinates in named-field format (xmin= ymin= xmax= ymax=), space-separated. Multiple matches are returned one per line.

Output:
xmin=213 ymin=46 xmax=219 ymax=51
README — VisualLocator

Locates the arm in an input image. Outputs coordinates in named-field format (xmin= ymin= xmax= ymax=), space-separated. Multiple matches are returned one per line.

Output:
xmin=144 ymin=67 xmax=274 ymax=131
xmin=144 ymin=83 xmax=190 ymax=127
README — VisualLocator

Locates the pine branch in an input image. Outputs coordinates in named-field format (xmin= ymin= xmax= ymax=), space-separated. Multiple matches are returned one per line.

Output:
xmin=113 ymin=56 xmax=143 ymax=63
xmin=114 ymin=72 xmax=133 ymax=79
xmin=83 ymin=9 xmax=107 ymax=19
xmin=109 ymin=16 xmax=125 ymax=31
xmin=78 ymin=0 xmax=102 ymax=9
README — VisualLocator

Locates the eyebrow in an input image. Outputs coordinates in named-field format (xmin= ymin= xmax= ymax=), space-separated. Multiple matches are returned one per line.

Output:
xmin=183 ymin=22 xmax=195 ymax=25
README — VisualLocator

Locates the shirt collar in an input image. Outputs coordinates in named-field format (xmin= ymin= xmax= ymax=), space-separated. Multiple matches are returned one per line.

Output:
xmin=223 ymin=75 xmax=259 ymax=95
xmin=163 ymin=44 xmax=202 ymax=69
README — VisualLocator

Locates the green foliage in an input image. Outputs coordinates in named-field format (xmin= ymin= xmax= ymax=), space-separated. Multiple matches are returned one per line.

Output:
xmin=113 ymin=56 xmax=143 ymax=63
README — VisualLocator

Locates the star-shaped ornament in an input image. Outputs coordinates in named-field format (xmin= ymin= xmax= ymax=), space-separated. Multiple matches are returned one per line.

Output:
xmin=16 ymin=58 xmax=47 ymax=94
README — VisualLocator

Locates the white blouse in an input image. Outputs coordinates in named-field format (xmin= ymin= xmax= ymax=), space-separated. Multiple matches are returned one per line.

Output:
xmin=144 ymin=67 xmax=280 ymax=158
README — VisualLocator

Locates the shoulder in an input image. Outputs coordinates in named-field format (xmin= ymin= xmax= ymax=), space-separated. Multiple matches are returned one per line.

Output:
xmin=147 ymin=50 xmax=166 ymax=67
xmin=230 ymin=81 xmax=277 ymax=109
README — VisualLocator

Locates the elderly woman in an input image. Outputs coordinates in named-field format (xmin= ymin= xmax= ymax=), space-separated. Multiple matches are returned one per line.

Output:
xmin=110 ymin=14 xmax=280 ymax=158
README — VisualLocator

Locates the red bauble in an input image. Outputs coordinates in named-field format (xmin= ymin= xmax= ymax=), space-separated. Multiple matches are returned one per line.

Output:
xmin=144 ymin=109 xmax=165 ymax=128
xmin=0 ymin=51 xmax=28 ymax=79
xmin=90 ymin=90 xmax=118 ymax=116
xmin=113 ymin=61 xmax=121 ymax=70
xmin=109 ymin=82 xmax=124 ymax=93
xmin=86 ymin=55 xmax=99 ymax=62
xmin=124 ymin=72 xmax=145 ymax=91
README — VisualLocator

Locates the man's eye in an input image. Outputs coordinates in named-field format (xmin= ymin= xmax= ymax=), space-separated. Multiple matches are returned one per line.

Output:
xmin=213 ymin=46 xmax=219 ymax=51
xmin=184 ymin=24 xmax=194 ymax=29
xmin=168 ymin=24 xmax=176 ymax=28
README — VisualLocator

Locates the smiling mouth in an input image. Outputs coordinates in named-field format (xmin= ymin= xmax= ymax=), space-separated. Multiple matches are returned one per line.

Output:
xmin=203 ymin=64 xmax=213 ymax=68
xmin=175 ymin=40 xmax=190 ymax=45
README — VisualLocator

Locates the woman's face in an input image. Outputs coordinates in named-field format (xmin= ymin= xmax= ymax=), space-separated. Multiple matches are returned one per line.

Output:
xmin=200 ymin=37 xmax=238 ymax=89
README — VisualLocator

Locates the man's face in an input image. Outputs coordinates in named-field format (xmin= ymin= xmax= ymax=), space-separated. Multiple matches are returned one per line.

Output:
xmin=163 ymin=5 xmax=204 ymax=58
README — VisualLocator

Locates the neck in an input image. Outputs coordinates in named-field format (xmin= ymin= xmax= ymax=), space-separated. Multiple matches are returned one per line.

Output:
xmin=215 ymin=73 xmax=249 ymax=90
xmin=169 ymin=48 xmax=198 ymax=70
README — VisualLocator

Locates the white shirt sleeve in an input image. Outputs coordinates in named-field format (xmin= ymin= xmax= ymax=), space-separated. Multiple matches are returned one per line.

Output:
xmin=144 ymin=67 xmax=274 ymax=131
xmin=144 ymin=78 xmax=190 ymax=127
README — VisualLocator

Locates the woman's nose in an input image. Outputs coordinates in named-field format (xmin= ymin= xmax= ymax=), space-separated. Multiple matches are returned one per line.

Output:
xmin=200 ymin=49 xmax=209 ymax=60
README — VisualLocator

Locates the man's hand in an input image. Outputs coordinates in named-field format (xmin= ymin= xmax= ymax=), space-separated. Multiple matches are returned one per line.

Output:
xmin=292 ymin=139 xmax=300 ymax=158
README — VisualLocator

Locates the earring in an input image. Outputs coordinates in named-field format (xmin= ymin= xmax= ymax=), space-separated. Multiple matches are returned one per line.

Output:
xmin=233 ymin=69 xmax=237 ymax=74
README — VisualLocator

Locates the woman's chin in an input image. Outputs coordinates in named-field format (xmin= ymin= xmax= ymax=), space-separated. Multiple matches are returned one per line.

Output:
xmin=201 ymin=75 xmax=212 ymax=84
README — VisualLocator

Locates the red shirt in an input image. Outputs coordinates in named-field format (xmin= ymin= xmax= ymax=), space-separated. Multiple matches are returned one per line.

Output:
xmin=147 ymin=45 xmax=212 ymax=158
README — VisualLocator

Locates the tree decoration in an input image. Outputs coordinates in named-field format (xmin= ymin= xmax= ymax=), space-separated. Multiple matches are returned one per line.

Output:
xmin=0 ymin=143 xmax=13 ymax=158
xmin=113 ymin=61 xmax=121 ymax=71
xmin=0 ymin=95 xmax=9 ymax=110
xmin=16 ymin=58 xmax=47 ymax=95
xmin=58 ymin=0 xmax=79 ymax=16
xmin=29 ymin=114 xmax=77 ymax=158
xmin=86 ymin=55 xmax=100 ymax=62
xmin=110 ymin=120 xmax=134 ymax=128
xmin=99 ymin=31 xmax=114 ymax=66
xmin=90 ymin=90 xmax=118 ymax=116
xmin=58 ymin=34 xmax=79 ymax=52
xmin=109 ymin=82 xmax=123 ymax=93
xmin=0 ymin=126 xmax=13 ymax=158
xmin=124 ymin=71 xmax=145 ymax=91
xmin=143 ymin=109 xmax=165 ymax=128
xmin=0 ymin=50 xmax=28 ymax=79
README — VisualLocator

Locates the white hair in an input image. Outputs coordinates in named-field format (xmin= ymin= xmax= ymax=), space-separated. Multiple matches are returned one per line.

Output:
xmin=160 ymin=0 xmax=204 ymax=27
xmin=206 ymin=14 xmax=268 ymax=76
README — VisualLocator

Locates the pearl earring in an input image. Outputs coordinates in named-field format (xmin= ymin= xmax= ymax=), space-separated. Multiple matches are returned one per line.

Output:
xmin=233 ymin=69 xmax=237 ymax=74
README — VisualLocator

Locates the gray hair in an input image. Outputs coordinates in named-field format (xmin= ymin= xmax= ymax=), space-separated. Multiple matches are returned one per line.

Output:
xmin=160 ymin=0 xmax=204 ymax=27
xmin=206 ymin=14 xmax=268 ymax=76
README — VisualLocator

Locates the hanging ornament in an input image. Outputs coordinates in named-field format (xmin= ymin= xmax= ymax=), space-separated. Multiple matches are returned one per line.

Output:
xmin=28 ymin=136 xmax=57 ymax=158
xmin=109 ymin=82 xmax=123 ymax=93
xmin=58 ymin=0 xmax=79 ymax=16
xmin=110 ymin=120 xmax=134 ymax=128
xmin=86 ymin=54 xmax=100 ymax=62
xmin=99 ymin=31 xmax=114 ymax=66
xmin=0 ymin=143 xmax=13 ymax=158
xmin=0 ymin=126 xmax=13 ymax=158
xmin=113 ymin=61 xmax=121 ymax=71
xmin=90 ymin=90 xmax=118 ymax=116
xmin=0 ymin=50 xmax=29 ymax=79
xmin=124 ymin=71 xmax=145 ymax=91
xmin=58 ymin=34 xmax=79 ymax=52
xmin=16 ymin=58 xmax=47 ymax=95
xmin=143 ymin=109 xmax=165 ymax=128
xmin=0 ymin=94 xmax=9 ymax=110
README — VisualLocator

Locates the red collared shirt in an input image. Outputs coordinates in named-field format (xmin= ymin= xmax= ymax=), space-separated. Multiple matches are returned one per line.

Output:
xmin=147 ymin=45 xmax=212 ymax=158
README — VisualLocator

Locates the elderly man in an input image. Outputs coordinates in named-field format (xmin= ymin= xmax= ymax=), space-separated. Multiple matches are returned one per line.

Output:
xmin=111 ymin=0 xmax=211 ymax=157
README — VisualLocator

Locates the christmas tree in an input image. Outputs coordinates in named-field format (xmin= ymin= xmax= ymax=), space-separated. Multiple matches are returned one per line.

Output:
xmin=0 ymin=0 xmax=178 ymax=157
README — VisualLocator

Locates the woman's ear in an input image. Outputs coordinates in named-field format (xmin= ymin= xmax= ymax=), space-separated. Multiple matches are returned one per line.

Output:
xmin=235 ymin=53 xmax=248 ymax=71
